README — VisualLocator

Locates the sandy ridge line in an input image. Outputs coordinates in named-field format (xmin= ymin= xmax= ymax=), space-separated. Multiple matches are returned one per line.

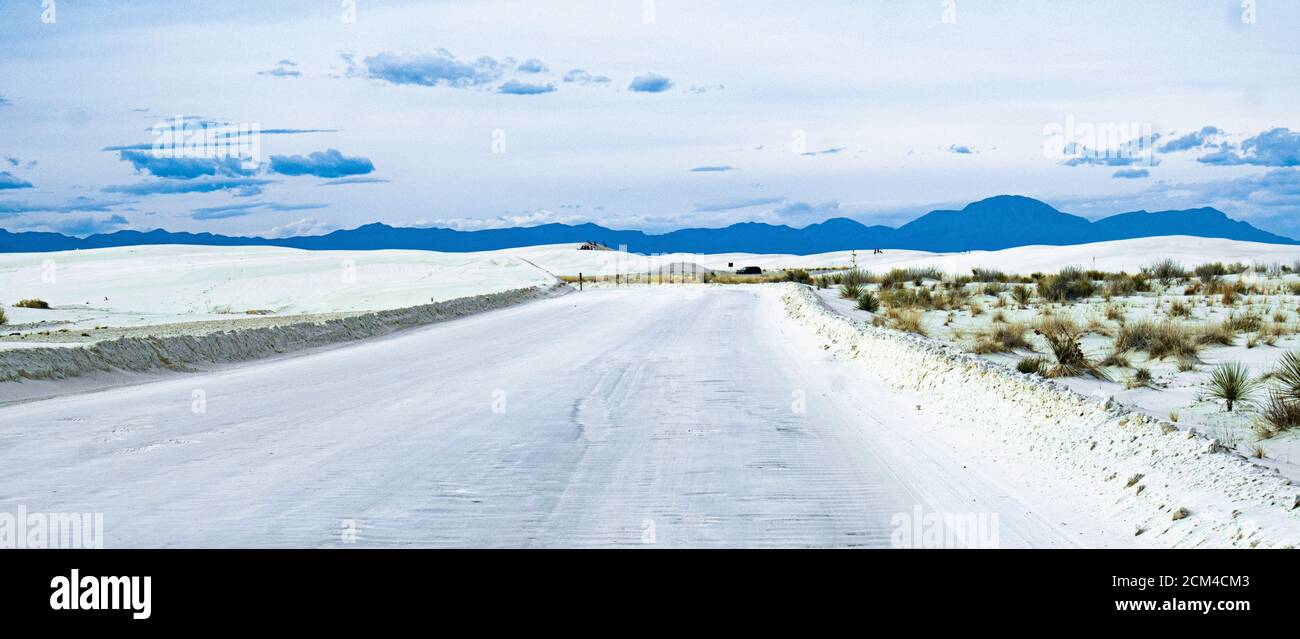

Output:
xmin=0 ymin=284 xmax=568 ymax=383
xmin=780 ymin=283 xmax=1300 ymax=548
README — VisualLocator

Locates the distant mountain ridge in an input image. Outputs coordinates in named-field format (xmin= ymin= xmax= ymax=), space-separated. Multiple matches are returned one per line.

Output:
xmin=2 ymin=195 xmax=1294 ymax=255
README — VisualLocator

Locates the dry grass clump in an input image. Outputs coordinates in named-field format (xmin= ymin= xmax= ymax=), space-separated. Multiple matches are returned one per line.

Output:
xmin=880 ymin=267 xmax=944 ymax=289
xmin=1196 ymin=321 xmax=1237 ymax=347
xmin=1125 ymin=367 xmax=1154 ymax=389
xmin=783 ymin=269 xmax=813 ymax=284
xmin=990 ymin=310 xmax=1007 ymax=323
xmin=1010 ymin=284 xmax=1032 ymax=308
xmin=1166 ymin=300 xmax=1192 ymax=318
xmin=970 ymin=267 xmax=1009 ymax=282
xmin=970 ymin=323 xmax=1031 ymax=354
xmin=1015 ymin=356 xmax=1047 ymax=376
xmin=1034 ymin=316 xmax=1109 ymax=379
xmin=1224 ymin=312 xmax=1264 ymax=333
xmin=886 ymin=308 xmax=927 ymax=336
xmin=838 ymin=268 xmax=873 ymax=288
xmin=1104 ymin=303 xmax=1125 ymax=322
xmin=0 ymin=307 xmax=6 ymax=324
xmin=14 ymin=299 xmax=50 ymax=309
xmin=1036 ymin=267 xmax=1096 ymax=302
xmin=1255 ymin=392 xmax=1300 ymax=438
xmin=1114 ymin=320 xmax=1200 ymax=360
xmin=1102 ymin=272 xmax=1150 ymax=298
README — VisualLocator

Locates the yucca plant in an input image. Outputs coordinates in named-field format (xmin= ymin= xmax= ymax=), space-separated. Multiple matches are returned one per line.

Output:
xmin=1034 ymin=316 xmax=1109 ymax=380
xmin=840 ymin=283 xmax=861 ymax=299
xmin=856 ymin=291 xmax=880 ymax=313
xmin=1204 ymin=362 xmax=1258 ymax=412
xmin=1271 ymin=351 xmax=1300 ymax=400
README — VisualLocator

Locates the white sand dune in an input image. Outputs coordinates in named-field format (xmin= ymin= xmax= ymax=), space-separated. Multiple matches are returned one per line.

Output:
xmin=505 ymin=236 xmax=1300 ymax=276
xmin=0 ymin=245 xmax=556 ymax=329
xmin=3 ymin=237 xmax=1295 ymax=332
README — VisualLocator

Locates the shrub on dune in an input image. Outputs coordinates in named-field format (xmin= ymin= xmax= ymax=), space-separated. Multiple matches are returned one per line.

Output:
xmin=1034 ymin=316 xmax=1109 ymax=380
xmin=14 ymin=299 xmax=50 ymax=309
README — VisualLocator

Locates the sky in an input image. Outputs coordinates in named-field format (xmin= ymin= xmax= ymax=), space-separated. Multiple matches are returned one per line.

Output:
xmin=2 ymin=0 xmax=1299 ymax=239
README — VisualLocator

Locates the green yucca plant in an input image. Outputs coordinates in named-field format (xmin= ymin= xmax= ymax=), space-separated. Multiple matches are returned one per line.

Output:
xmin=1271 ymin=351 xmax=1300 ymax=401
xmin=856 ymin=291 xmax=880 ymax=313
xmin=1205 ymin=362 xmax=1258 ymax=412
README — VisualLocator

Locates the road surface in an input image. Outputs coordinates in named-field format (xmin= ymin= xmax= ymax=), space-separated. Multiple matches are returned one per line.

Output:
xmin=0 ymin=286 xmax=1072 ymax=547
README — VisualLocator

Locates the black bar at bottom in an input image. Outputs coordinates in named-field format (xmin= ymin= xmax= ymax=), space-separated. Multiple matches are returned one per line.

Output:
xmin=1 ymin=549 xmax=1290 ymax=627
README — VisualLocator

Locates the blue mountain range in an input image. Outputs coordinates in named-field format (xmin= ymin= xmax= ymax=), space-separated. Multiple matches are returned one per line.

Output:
xmin=1 ymin=195 xmax=1293 ymax=255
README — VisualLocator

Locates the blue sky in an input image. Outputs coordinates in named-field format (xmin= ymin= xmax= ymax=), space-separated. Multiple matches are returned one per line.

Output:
xmin=2 ymin=0 xmax=1299 ymax=238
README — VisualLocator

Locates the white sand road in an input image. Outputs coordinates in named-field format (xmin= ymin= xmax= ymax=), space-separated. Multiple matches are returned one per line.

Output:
xmin=0 ymin=286 xmax=1092 ymax=548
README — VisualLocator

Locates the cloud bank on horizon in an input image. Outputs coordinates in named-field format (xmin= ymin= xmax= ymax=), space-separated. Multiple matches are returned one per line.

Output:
xmin=0 ymin=0 xmax=1298 ymax=239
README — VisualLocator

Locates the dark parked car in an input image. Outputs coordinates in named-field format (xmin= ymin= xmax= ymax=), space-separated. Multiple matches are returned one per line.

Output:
xmin=735 ymin=266 xmax=763 ymax=275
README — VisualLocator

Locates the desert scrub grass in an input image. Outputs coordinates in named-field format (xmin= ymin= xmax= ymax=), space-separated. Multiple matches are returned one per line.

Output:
xmin=970 ymin=323 xmax=1031 ymax=354
xmin=840 ymin=283 xmax=861 ymax=299
xmin=1104 ymin=303 xmax=1125 ymax=322
xmin=990 ymin=310 xmax=1008 ymax=323
xmin=839 ymin=268 xmax=873 ymax=288
xmin=14 ymin=299 xmax=50 ymax=309
xmin=783 ymin=269 xmax=813 ymax=284
xmin=1197 ymin=320 xmax=1237 ymax=346
xmin=1036 ymin=266 xmax=1096 ymax=302
xmin=856 ymin=291 xmax=880 ymax=313
xmin=1194 ymin=262 xmax=1228 ymax=283
xmin=1034 ymin=316 xmax=1109 ymax=380
xmin=1099 ymin=350 xmax=1130 ymax=368
xmin=1255 ymin=392 xmax=1300 ymax=438
xmin=1114 ymin=320 xmax=1199 ymax=360
xmin=1010 ymin=284 xmax=1032 ymax=308
xmin=0 ymin=306 xmax=6 ymax=324
xmin=880 ymin=267 xmax=944 ymax=289
xmin=970 ymin=267 xmax=1008 ymax=283
xmin=886 ymin=308 xmax=927 ymax=336
xmin=1125 ymin=367 xmax=1154 ymax=389
xmin=1015 ymin=356 xmax=1047 ymax=376
xmin=1224 ymin=312 xmax=1263 ymax=333
xmin=1204 ymin=362 xmax=1258 ymax=412
xmin=1166 ymin=300 xmax=1192 ymax=318
xmin=969 ymin=301 xmax=984 ymax=316
xmin=1143 ymin=258 xmax=1187 ymax=284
